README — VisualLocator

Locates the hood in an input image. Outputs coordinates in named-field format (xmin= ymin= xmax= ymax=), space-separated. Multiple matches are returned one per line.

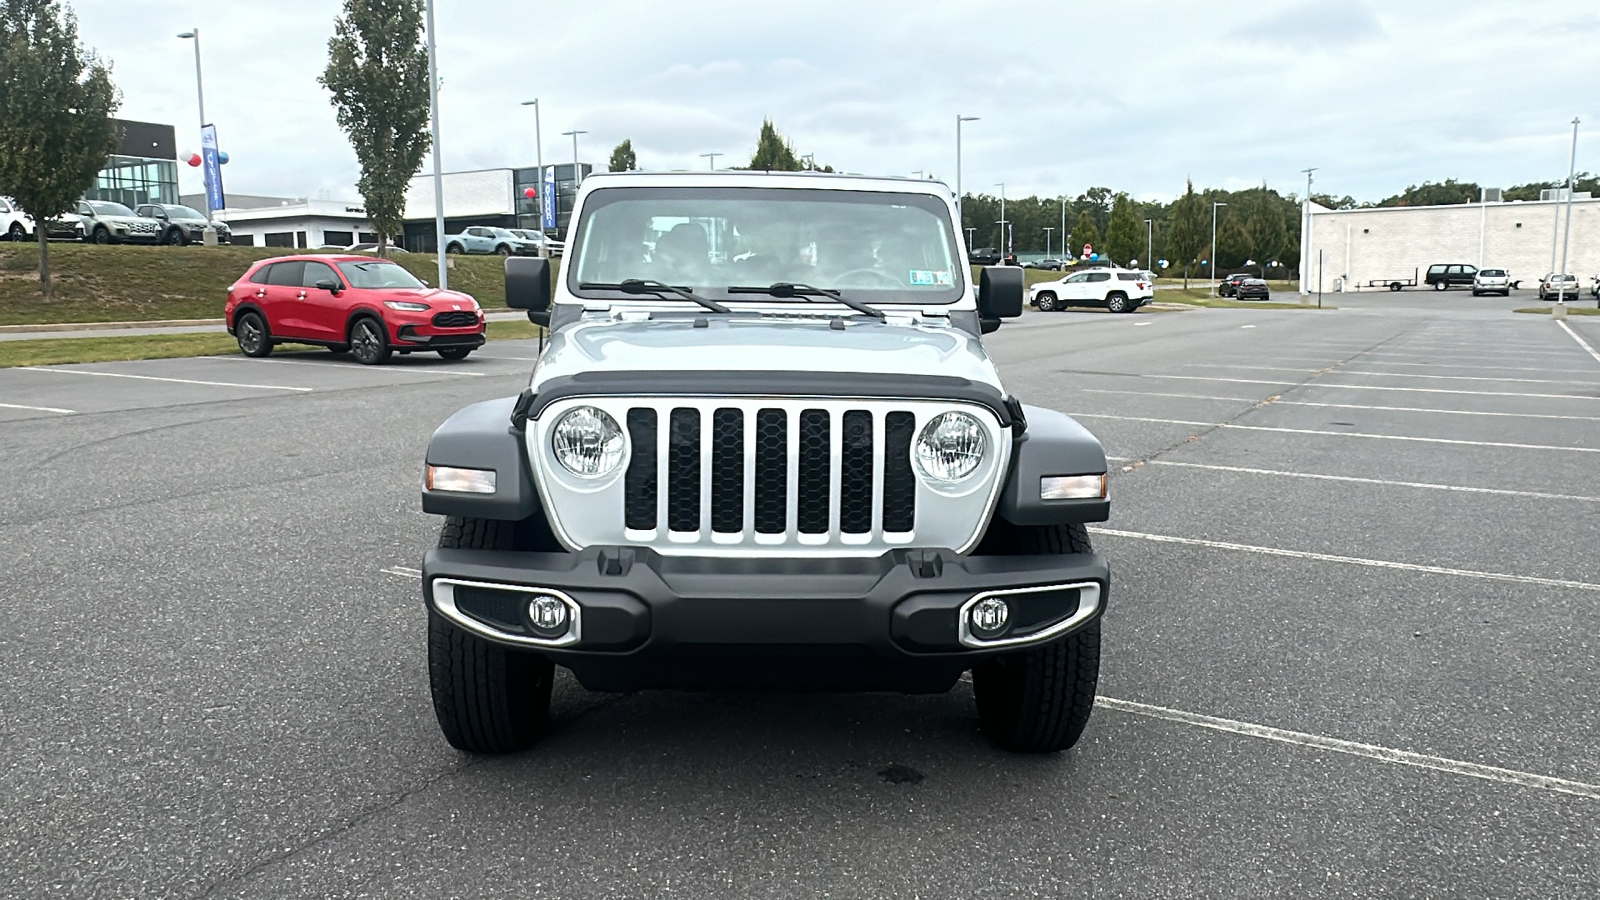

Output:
xmin=533 ymin=315 xmax=1000 ymax=391
xmin=415 ymin=288 xmax=478 ymax=307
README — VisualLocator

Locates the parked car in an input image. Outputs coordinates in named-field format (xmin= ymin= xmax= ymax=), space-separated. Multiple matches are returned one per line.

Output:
xmin=1425 ymin=263 xmax=1477 ymax=291
xmin=968 ymin=246 xmax=1003 ymax=265
xmin=1029 ymin=266 xmax=1154 ymax=314
xmin=0 ymin=196 xmax=31 ymax=241
xmin=1472 ymin=268 xmax=1511 ymax=296
xmin=1537 ymin=272 xmax=1582 ymax=301
xmin=1235 ymin=277 xmax=1271 ymax=301
xmin=224 ymin=254 xmax=485 ymax=364
xmin=345 ymin=242 xmax=409 ymax=254
xmin=76 ymin=200 xmax=162 ymax=244
xmin=1024 ymin=258 xmax=1065 ymax=270
xmin=1217 ymin=273 xmax=1253 ymax=297
xmin=134 ymin=203 xmax=231 ymax=245
xmin=442 ymin=226 xmax=536 ymax=256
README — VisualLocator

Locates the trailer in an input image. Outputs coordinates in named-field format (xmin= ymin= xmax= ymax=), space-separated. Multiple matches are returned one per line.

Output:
xmin=1366 ymin=268 xmax=1419 ymax=291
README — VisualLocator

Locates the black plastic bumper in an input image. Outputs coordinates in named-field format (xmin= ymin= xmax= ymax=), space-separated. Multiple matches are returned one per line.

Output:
xmin=422 ymin=546 xmax=1109 ymax=693
xmin=395 ymin=326 xmax=485 ymax=348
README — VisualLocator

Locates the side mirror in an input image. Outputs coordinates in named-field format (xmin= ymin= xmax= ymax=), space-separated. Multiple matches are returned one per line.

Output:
xmin=315 ymin=279 xmax=340 ymax=294
xmin=978 ymin=265 xmax=1024 ymax=326
xmin=505 ymin=255 xmax=552 ymax=327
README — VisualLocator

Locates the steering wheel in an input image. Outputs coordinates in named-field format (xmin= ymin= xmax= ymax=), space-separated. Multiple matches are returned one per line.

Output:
xmin=832 ymin=268 xmax=903 ymax=288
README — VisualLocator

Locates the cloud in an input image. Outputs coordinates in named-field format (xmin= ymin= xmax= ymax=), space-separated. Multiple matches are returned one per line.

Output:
xmin=1229 ymin=0 xmax=1384 ymax=48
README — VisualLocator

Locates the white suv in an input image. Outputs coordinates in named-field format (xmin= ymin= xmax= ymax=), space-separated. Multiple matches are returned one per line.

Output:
xmin=1029 ymin=267 xmax=1154 ymax=314
xmin=1 ymin=196 xmax=31 ymax=242
xmin=1472 ymin=268 xmax=1511 ymax=296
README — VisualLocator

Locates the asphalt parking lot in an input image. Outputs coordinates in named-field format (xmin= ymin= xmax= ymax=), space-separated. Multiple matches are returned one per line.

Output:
xmin=2 ymin=292 xmax=1597 ymax=898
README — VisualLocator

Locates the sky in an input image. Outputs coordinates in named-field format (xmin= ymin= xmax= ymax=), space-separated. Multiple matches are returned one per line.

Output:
xmin=76 ymin=0 xmax=1598 ymax=206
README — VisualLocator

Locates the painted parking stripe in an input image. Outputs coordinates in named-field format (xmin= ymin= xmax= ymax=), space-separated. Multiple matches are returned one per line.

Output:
xmin=1114 ymin=373 xmax=1600 ymax=401
xmin=1095 ymin=697 xmax=1600 ymax=801
xmin=1558 ymin=320 xmax=1600 ymax=366
xmin=197 ymin=355 xmax=488 ymax=377
xmin=1078 ymin=388 xmax=1261 ymax=403
xmin=1276 ymin=400 xmax=1600 ymax=423
xmin=16 ymin=367 xmax=312 ymax=392
xmin=1065 ymin=412 xmax=1600 ymax=453
xmin=0 ymin=401 xmax=75 ymax=414
xmin=1088 ymin=527 xmax=1600 ymax=592
xmin=382 ymin=566 xmax=422 ymax=578
xmin=1182 ymin=363 xmax=1600 ymax=386
xmin=1135 ymin=460 xmax=1600 ymax=503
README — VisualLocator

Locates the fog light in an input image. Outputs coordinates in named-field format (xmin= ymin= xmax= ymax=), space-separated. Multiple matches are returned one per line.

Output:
xmin=1041 ymin=473 xmax=1106 ymax=500
xmin=527 ymin=595 xmax=569 ymax=636
xmin=969 ymin=597 xmax=1010 ymax=637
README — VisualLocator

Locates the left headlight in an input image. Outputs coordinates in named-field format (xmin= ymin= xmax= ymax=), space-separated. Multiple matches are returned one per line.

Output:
xmin=384 ymin=300 xmax=430 ymax=311
xmin=913 ymin=412 xmax=987 ymax=483
xmin=552 ymin=406 xmax=625 ymax=478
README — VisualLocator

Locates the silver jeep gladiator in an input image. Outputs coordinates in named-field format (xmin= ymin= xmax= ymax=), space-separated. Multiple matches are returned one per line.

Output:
xmin=420 ymin=171 xmax=1111 ymax=754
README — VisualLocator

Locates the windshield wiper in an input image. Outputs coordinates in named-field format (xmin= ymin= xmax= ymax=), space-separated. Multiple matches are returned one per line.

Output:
xmin=726 ymin=282 xmax=886 ymax=320
xmin=577 ymin=279 xmax=731 ymax=314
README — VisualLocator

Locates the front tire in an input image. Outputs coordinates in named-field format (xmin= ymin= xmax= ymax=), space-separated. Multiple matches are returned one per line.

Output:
xmin=1036 ymin=292 xmax=1057 ymax=312
xmin=445 ymin=242 xmax=464 ymax=255
xmin=91 ymin=227 xmax=111 ymax=245
xmin=165 ymin=228 xmax=187 ymax=246
xmin=235 ymin=311 xmax=272 ymax=357
xmin=971 ymin=521 xmax=1101 ymax=753
xmin=6 ymin=223 xmax=25 ymax=242
xmin=349 ymin=317 xmax=391 ymax=365
xmin=495 ymin=244 xmax=512 ymax=257
xmin=437 ymin=347 xmax=473 ymax=360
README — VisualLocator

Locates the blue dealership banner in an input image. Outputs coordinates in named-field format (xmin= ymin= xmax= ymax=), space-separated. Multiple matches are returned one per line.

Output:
xmin=542 ymin=166 xmax=557 ymax=230
xmin=200 ymin=125 xmax=225 ymax=212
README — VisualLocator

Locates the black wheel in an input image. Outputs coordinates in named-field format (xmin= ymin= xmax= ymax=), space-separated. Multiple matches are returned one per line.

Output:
xmin=349 ymin=317 xmax=391 ymax=365
xmin=164 ymin=228 xmax=187 ymax=246
xmin=91 ymin=226 xmax=111 ymax=245
xmin=1433 ymin=280 xmax=1447 ymax=291
xmin=235 ymin=311 xmax=272 ymax=357
xmin=1106 ymin=292 xmax=1131 ymax=313
xmin=429 ymin=515 xmax=558 ymax=754
xmin=495 ymin=244 xmax=512 ymax=257
xmin=1389 ymin=282 xmax=1402 ymax=292
xmin=1472 ymin=289 xmax=1481 ymax=296
xmin=6 ymin=223 xmax=24 ymax=242
xmin=437 ymin=347 xmax=473 ymax=360
xmin=445 ymin=242 xmax=463 ymax=254
xmin=1036 ymin=292 xmax=1056 ymax=312
xmin=971 ymin=521 xmax=1101 ymax=753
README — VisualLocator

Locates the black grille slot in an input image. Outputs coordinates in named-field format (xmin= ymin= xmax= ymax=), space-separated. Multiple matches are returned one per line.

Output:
xmin=431 ymin=311 xmax=477 ymax=327
xmin=754 ymin=408 xmax=788 ymax=534
xmin=797 ymin=409 xmax=831 ymax=534
xmin=839 ymin=410 xmax=874 ymax=534
xmin=668 ymin=408 xmax=701 ymax=532
xmin=711 ymin=408 xmax=744 ymax=533
xmin=883 ymin=411 xmax=916 ymax=532
xmin=624 ymin=408 xmax=657 ymax=530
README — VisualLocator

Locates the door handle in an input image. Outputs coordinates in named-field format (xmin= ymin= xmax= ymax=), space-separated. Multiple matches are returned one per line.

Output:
xmin=255 ymin=289 xmax=266 ymax=298
xmin=296 ymin=291 xmax=307 ymax=300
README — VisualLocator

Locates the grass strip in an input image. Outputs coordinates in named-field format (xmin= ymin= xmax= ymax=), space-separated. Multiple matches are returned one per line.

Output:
xmin=1513 ymin=306 xmax=1600 ymax=315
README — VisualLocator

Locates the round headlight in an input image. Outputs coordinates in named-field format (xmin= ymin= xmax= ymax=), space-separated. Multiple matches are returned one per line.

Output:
xmin=913 ymin=412 xmax=987 ymax=482
xmin=551 ymin=406 xmax=625 ymax=477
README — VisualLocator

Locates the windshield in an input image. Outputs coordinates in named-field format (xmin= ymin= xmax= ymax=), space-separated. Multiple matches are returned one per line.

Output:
xmin=491 ymin=228 xmax=520 ymax=239
xmin=1479 ymin=269 xmax=1505 ymax=277
xmin=335 ymin=260 xmax=425 ymax=289
xmin=87 ymin=201 xmax=135 ymax=216
xmin=570 ymin=187 xmax=964 ymax=303
xmin=163 ymin=205 xmax=207 ymax=220
xmin=512 ymin=230 xmax=545 ymax=241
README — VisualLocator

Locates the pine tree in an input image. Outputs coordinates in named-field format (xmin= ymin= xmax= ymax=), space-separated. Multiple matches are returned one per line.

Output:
xmin=1217 ymin=213 xmax=1251 ymax=270
xmin=1167 ymin=179 xmax=1205 ymax=288
xmin=0 ymin=0 xmax=119 ymax=298
xmin=748 ymin=118 xmax=802 ymax=171
xmin=1071 ymin=209 xmax=1101 ymax=260
xmin=319 ymin=0 xmax=432 ymax=259
xmin=608 ymin=138 xmax=636 ymax=172
xmin=1104 ymin=193 xmax=1143 ymax=267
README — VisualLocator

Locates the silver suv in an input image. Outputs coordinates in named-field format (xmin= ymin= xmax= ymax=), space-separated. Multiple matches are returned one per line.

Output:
xmin=419 ymin=172 xmax=1113 ymax=755
xmin=76 ymin=200 xmax=161 ymax=244
xmin=1472 ymin=268 xmax=1510 ymax=296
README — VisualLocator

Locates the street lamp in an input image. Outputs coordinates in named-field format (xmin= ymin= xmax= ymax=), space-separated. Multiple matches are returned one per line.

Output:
xmin=912 ymin=169 xmax=923 ymax=179
xmin=1558 ymin=117 xmax=1580 ymax=307
xmin=1043 ymin=226 xmax=1054 ymax=258
xmin=956 ymin=115 xmax=978 ymax=219
xmin=1210 ymin=201 xmax=1227 ymax=297
xmin=175 ymin=29 xmax=216 ymax=240
xmin=520 ymin=100 xmax=544 ymax=233
xmin=1300 ymin=167 xmax=1317 ymax=296
xmin=701 ymin=152 xmax=721 ymax=171
xmin=422 ymin=0 xmax=446 ymax=288
xmin=1144 ymin=218 xmax=1153 ymax=272
xmin=995 ymin=182 xmax=1008 ymax=256
xmin=1061 ymin=196 xmax=1068 ymax=259
xmin=562 ymin=130 xmax=588 ymax=191
xmin=801 ymin=153 xmax=814 ymax=170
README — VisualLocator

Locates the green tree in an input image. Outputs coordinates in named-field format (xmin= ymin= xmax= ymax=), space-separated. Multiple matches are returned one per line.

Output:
xmin=1376 ymin=178 xmax=1481 ymax=207
xmin=1216 ymin=213 xmax=1251 ymax=270
xmin=0 ymin=0 xmax=119 ymax=298
xmin=1246 ymin=184 xmax=1286 ymax=275
xmin=608 ymin=138 xmax=636 ymax=172
xmin=319 ymin=0 xmax=431 ymax=259
xmin=1167 ymin=179 xmax=1205 ymax=287
xmin=748 ymin=118 xmax=802 ymax=171
xmin=1071 ymin=209 xmax=1101 ymax=260
xmin=1104 ymin=193 xmax=1143 ymax=266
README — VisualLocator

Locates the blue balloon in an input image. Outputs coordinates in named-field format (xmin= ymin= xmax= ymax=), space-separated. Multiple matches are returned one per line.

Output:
xmin=217 ymin=151 xmax=230 ymax=165
xmin=1090 ymin=253 xmax=1099 ymax=260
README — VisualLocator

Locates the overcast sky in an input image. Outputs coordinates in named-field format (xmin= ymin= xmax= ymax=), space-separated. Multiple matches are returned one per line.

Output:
xmin=78 ymin=0 xmax=1596 ymax=205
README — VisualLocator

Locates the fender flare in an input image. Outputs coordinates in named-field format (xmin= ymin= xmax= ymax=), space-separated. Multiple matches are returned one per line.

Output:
xmin=422 ymin=396 xmax=540 ymax=521
xmin=994 ymin=404 xmax=1110 ymax=525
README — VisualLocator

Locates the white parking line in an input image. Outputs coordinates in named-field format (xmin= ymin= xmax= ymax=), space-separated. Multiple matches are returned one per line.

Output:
xmin=1133 ymin=373 xmax=1600 ymax=401
xmin=1095 ymin=697 xmax=1600 ymax=801
xmin=198 ymin=355 xmax=488 ymax=377
xmin=381 ymin=566 xmax=422 ymax=579
xmin=1277 ymin=400 xmax=1600 ymax=423
xmin=0 ymin=401 xmax=75 ymax=414
xmin=1088 ymin=527 xmax=1600 ymax=592
xmin=1136 ymin=460 xmax=1600 ymax=503
xmin=1078 ymin=388 xmax=1261 ymax=403
xmin=1182 ymin=362 xmax=1600 ymax=386
xmin=16 ymin=367 xmax=312 ymax=392
xmin=1066 ymin=412 xmax=1600 ymax=453
xmin=1557 ymin=320 xmax=1600 ymax=366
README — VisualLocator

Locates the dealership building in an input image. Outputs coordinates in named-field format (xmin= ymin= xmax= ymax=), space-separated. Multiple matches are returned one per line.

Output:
xmin=1300 ymin=194 xmax=1599 ymax=292
xmin=400 ymin=163 xmax=590 ymax=251
xmin=86 ymin=119 xmax=180 ymax=208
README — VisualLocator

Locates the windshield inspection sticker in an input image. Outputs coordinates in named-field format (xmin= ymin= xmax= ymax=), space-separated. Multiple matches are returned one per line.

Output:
xmin=933 ymin=270 xmax=953 ymax=285
xmin=909 ymin=270 xmax=936 ymax=285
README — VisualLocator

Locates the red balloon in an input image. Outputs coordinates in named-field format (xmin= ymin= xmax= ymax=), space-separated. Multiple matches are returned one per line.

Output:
xmin=187 ymin=154 xmax=202 ymax=167
xmin=523 ymin=187 xmax=536 ymax=199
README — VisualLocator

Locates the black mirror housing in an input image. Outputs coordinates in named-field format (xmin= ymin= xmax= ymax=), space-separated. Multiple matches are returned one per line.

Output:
xmin=978 ymin=266 xmax=1024 ymax=322
xmin=315 ymin=279 xmax=340 ymax=293
xmin=505 ymin=256 xmax=552 ymax=325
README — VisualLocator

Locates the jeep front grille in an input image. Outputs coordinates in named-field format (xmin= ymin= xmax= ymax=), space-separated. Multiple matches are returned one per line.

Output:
xmin=531 ymin=397 xmax=1009 ymax=556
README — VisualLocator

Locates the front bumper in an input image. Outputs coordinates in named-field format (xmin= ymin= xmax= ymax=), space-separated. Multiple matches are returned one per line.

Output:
xmin=422 ymin=546 xmax=1110 ymax=693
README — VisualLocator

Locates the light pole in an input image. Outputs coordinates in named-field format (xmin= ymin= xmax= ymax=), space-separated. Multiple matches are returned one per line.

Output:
xmin=956 ymin=115 xmax=978 ymax=220
xmin=562 ymin=129 xmax=588 ymax=190
xmin=701 ymin=152 xmax=722 ymax=171
xmin=422 ymin=0 xmax=446 ymax=288
xmin=175 ymin=29 xmax=215 ymax=239
xmin=1043 ymin=226 xmax=1054 ymax=258
xmin=1558 ymin=117 xmax=1581 ymax=305
xmin=995 ymin=182 xmax=1008 ymax=257
xmin=1144 ymin=218 xmax=1153 ymax=271
xmin=1300 ymin=167 xmax=1317 ymax=296
xmin=801 ymin=153 xmax=814 ymax=170
xmin=1210 ymin=201 xmax=1227 ymax=296
xmin=1061 ymin=196 xmax=1068 ymax=259
xmin=966 ymin=226 xmax=976 ymax=249
xmin=520 ymin=100 xmax=544 ymax=233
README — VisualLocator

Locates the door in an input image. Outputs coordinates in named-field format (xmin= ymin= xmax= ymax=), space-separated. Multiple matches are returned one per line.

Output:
xmin=1060 ymin=272 xmax=1092 ymax=304
xmin=1084 ymin=271 xmax=1113 ymax=303
xmin=298 ymin=260 xmax=346 ymax=341
xmin=262 ymin=260 xmax=311 ymax=338
xmin=466 ymin=227 xmax=494 ymax=253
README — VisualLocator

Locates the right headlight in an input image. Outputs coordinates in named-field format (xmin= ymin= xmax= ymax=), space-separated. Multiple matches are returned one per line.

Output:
xmin=551 ymin=406 xmax=625 ymax=478
xmin=913 ymin=412 xmax=987 ymax=483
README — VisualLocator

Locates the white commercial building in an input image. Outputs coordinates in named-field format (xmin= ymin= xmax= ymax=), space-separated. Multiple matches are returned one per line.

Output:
xmin=184 ymin=193 xmax=379 ymax=249
xmin=1299 ymin=196 xmax=1599 ymax=292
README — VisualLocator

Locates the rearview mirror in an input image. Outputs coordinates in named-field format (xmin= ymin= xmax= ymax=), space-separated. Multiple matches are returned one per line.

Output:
xmin=978 ymin=265 xmax=1024 ymax=327
xmin=505 ymin=256 xmax=552 ymax=327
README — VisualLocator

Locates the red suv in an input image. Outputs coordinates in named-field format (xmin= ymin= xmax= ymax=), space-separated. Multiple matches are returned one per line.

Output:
xmin=225 ymin=255 xmax=486 ymax=364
